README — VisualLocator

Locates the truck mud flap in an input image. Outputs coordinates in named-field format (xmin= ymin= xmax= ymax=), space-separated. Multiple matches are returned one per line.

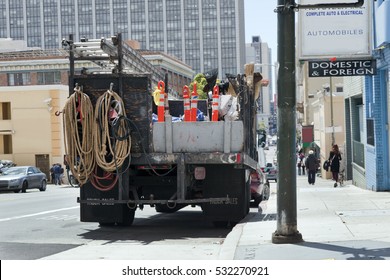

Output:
xmin=201 ymin=165 xmax=249 ymax=224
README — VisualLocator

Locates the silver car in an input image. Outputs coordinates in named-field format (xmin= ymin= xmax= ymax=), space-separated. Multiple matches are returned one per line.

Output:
xmin=0 ymin=166 xmax=47 ymax=193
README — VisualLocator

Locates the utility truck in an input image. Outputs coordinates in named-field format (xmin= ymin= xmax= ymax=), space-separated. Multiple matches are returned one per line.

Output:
xmin=62 ymin=34 xmax=269 ymax=227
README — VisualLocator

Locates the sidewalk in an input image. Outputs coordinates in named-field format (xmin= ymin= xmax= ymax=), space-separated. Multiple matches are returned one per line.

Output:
xmin=220 ymin=175 xmax=390 ymax=260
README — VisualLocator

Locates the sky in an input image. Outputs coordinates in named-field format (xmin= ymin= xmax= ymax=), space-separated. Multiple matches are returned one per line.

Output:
xmin=244 ymin=0 xmax=278 ymax=64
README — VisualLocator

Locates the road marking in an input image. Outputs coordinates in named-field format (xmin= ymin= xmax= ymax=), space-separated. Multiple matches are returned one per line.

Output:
xmin=0 ymin=206 xmax=79 ymax=222
xmin=36 ymin=214 xmax=79 ymax=221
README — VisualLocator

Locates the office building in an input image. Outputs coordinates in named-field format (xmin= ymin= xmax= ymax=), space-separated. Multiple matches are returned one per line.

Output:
xmin=0 ymin=0 xmax=246 ymax=78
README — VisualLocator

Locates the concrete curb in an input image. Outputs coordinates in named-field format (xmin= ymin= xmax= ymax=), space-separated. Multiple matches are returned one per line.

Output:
xmin=218 ymin=222 xmax=244 ymax=259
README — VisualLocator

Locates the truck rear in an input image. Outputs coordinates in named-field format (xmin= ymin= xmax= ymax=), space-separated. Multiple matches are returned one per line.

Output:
xmin=62 ymin=35 xmax=269 ymax=227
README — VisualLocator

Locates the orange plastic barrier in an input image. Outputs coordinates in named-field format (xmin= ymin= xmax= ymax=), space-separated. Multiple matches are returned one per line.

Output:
xmin=183 ymin=85 xmax=191 ymax=121
xmin=157 ymin=81 xmax=165 ymax=122
xmin=212 ymin=85 xmax=219 ymax=121
xmin=190 ymin=82 xmax=198 ymax=122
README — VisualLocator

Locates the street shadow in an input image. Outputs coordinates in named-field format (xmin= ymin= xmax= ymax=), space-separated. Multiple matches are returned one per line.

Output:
xmin=296 ymin=241 xmax=390 ymax=260
xmin=78 ymin=209 xmax=231 ymax=245
xmin=242 ymin=212 xmax=277 ymax=223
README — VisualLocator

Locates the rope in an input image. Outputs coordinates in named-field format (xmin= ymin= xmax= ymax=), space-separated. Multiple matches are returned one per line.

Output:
xmin=93 ymin=89 xmax=132 ymax=173
xmin=62 ymin=86 xmax=95 ymax=186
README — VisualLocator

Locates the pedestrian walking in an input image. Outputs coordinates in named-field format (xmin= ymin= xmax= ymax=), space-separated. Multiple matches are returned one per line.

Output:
xmin=301 ymin=156 xmax=306 ymax=176
xmin=50 ymin=164 xmax=55 ymax=184
xmin=299 ymin=152 xmax=305 ymax=175
xmin=328 ymin=144 xmax=342 ymax=188
xmin=297 ymin=158 xmax=302 ymax=175
xmin=53 ymin=163 xmax=63 ymax=185
xmin=305 ymin=150 xmax=319 ymax=185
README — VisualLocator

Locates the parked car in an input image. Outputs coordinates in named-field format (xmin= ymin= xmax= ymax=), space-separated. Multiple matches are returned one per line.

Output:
xmin=0 ymin=160 xmax=16 ymax=174
xmin=0 ymin=166 xmax=47 ymax=193
xmin=261 ymin=162 xmax=278 ymax=182
xmin=250 ymin=169 xmax=270 ymax=207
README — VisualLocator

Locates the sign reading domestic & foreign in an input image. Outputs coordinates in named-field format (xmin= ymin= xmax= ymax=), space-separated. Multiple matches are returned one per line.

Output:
xmin=308 ymin=59 xmax=377 ymax=77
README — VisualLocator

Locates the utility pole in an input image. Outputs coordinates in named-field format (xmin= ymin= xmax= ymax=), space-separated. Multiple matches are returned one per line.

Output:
xmin=272 ymin=0 xmax=364 ymax=244
xmin=272 ymin=0 xmax=302 ymax=244
xmin=329 ymin=77 xmax=335 ymax=146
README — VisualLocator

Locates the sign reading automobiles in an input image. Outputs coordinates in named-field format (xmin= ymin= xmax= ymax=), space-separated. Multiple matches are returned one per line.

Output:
xmin=298 ymin=0 xmax=371 ymax=59
xmin=308 ymin=59 xmax=376 ymax=77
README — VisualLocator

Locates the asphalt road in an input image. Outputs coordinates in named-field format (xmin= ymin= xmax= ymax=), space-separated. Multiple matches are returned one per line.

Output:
xmin=0 ymin=184 xmax=236 ymax=260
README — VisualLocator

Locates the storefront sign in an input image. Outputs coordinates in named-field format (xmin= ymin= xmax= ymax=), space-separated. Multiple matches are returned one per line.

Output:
xmin=298 ymin=0 xmax=371 ymax=59
xmin=308 ymin=59 xmax=377 ymax=77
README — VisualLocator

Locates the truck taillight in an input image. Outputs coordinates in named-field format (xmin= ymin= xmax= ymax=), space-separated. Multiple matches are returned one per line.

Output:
xmin=236 ymin=153 xmax=241 ymax=163
xmin=194 ymin=167 xmax=206 ymax=180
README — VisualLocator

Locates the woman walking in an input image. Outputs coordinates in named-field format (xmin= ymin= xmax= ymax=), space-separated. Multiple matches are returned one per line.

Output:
xmin=328 ymin=144 xmax=342 ymax=188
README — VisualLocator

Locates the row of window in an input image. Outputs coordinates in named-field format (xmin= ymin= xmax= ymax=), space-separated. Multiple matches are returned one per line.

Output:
xmin=7 ymin=71 xmax=62 ymax=86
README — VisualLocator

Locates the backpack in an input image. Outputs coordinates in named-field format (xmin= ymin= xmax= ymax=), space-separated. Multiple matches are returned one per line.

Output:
xmin=323 ymin=160 xmax=330 ymax=171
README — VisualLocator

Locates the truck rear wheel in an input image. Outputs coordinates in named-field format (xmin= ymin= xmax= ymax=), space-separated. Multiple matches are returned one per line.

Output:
xmin=118 ymin=207 xmax=135 ymax=226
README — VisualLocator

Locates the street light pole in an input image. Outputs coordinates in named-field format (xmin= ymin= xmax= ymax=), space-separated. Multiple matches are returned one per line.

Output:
xmin=272 ymin=0 xmax=303 ymax=244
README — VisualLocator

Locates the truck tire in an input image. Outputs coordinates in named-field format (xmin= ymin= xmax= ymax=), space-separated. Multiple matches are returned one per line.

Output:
xmin=244 ymin=178 xmax=250 ymax=214
xmin=262 ymin=182 xmax=270 ymax=201
xmin=99 ymin=222 xmax=115 ymax=227
xmin=118 ymin=207 xmax=136 ymax=226
xmin=253 ymin=194 xmax=262 ymax=207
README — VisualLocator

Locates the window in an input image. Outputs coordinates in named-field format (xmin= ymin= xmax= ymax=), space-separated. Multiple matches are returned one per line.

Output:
xmin=37 ymin=72 xmax=61 ymax=85
xmin=1 ymin=102 xmax=11 ymax=120
xmin=366 ymin=119 xmax=375 ymax=146
xmin=8 ymin=73 xmax=31 ymax=86
xmin=0 ymin=135 xmax=13 ymax=154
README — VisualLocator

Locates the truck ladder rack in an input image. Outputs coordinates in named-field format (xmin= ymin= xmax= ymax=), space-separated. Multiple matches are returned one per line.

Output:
xmin=64 ymin=34 xmax=164 ymax=85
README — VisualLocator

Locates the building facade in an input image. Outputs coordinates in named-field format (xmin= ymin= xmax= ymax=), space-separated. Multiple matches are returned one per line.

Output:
xmin=361 ymin=0 xmax=390 ymax=191
xmin=246 ymin=35 xmax=275 ymax=134
xmin=340 ymin=1 xmax=390 ymax=192
xmin=298 ymin=61 xmax=345 ymax=171
xmin=0 ymin=0 xmax=245 ymax=78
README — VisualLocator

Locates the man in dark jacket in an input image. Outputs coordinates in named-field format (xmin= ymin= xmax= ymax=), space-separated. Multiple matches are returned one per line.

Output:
xmin=53 ymin=163 xmax=63 ymax=185
xmin=305 ymin=150 xmax=318 ymax=185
